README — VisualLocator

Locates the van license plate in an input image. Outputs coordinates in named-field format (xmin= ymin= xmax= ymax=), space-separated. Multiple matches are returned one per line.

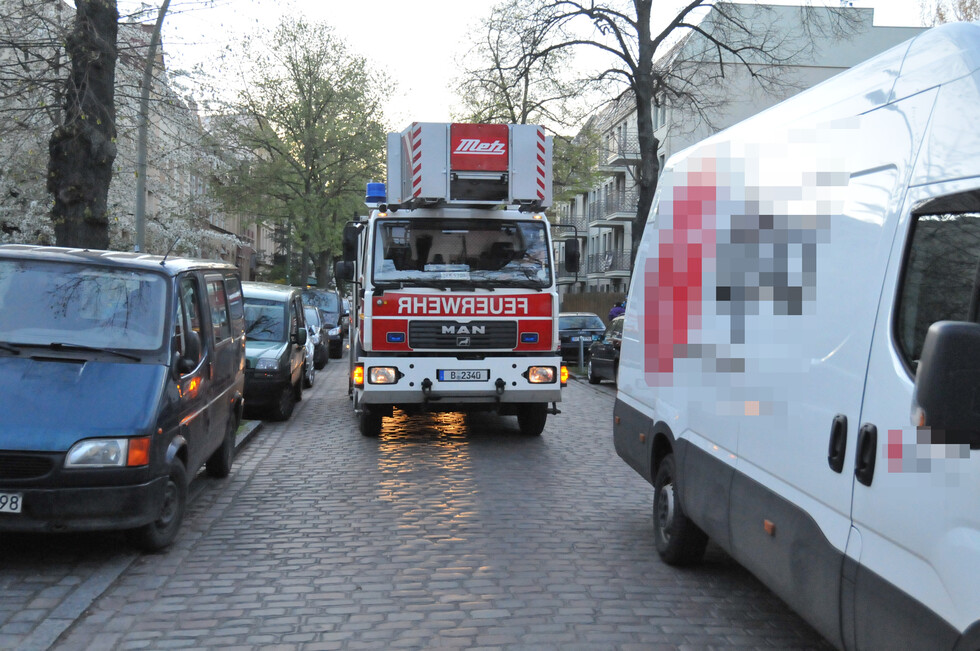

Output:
xmin=437 ymin=369 xmax=489 ymax=382
xmin=0 ymin=492 xmax=22 ymax=513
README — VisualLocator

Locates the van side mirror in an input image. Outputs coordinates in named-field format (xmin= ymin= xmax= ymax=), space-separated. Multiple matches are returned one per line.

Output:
xmin=913 ymin=321 xmax=980 ymax=449
xmin=172 ymin=330 xmax=201 ymax=377
xmin=342 ymin=223 xmax=360 ymax=263
xmin=335 ymin=260 xmax=355 ymax=282
xmin=564 ymin=240 xmax=580 ymax=273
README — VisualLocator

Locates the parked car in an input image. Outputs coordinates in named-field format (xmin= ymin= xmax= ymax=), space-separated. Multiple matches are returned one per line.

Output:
xmin=587 ymin=315 xmax=623 ymax=384
xmin=242 ymin=282 xmax=308 ymax=421
xmin=341 ymin=297 xmax=351 ymax=338
xmin=302 ymin=325 xmax=316 ymax=389
xmin=302 ymin=288 xmax=344 ymax=358
xmin=558 ymin=312 xmax=606 ymax=363
xmin=303 ymin=305 xmax=329 ymax=370
xmin=0 ymin=245 xmax=245 ymax=551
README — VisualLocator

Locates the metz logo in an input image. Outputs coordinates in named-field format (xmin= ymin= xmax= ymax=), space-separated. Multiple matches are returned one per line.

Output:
xmin=454 ymin=139 xmax=506 ymax=155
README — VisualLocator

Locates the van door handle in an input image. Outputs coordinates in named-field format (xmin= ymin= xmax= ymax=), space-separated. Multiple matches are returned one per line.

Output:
xmin=827 ymin=414 xmax=847 ymax=473
xmin=854 ymin=423 xmax=878 ymax=487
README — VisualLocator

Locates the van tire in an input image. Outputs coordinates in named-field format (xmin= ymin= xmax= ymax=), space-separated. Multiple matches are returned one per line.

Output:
xmin=127 ymin=458 xmax=187 ymax=552
xmin=359 ymin=408 xmax=382 ymax=437
xmin=517 ymin=404 xmax=547 ymax=436
xmin=206 ymin=418 xmax=236 ymax=478
xmin=653 ymin=453 xmax=708 ymax=566
xmin=270 ymin=384 xmax=296 ymax=421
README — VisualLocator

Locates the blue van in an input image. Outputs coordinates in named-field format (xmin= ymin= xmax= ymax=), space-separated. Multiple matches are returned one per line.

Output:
xmin=0 ymin=245 xmax=245 ymax=551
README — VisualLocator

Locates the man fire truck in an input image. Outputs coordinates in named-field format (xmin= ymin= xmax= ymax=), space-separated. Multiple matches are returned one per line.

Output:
xmin=336 ymin=122 xmax=579 ymax=437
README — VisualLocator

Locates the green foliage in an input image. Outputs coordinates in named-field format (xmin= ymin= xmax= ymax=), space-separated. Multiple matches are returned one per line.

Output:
xmin=211 ymin=17 xmax=386 ymax=279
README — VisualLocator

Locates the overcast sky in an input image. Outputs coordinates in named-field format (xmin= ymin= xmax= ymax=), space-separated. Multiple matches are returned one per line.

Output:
xmin=149 ymin=0 xmax=929 ymax=128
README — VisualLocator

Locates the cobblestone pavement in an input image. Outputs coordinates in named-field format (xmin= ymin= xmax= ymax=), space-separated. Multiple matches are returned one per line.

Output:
xmin=3 ymin=359 xmax=833 ymax=650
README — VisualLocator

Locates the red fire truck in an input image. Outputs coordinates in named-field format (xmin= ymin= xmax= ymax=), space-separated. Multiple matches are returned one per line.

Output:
xmin=336 ymin=122 xmax=579 ymax=437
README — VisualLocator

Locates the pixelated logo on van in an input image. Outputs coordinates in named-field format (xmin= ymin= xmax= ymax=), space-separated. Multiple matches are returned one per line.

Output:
xmin=643 ymin=149 xmax=837 ymax=385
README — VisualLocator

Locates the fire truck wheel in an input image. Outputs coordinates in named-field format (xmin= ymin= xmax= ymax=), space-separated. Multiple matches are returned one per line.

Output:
xmin=517 ymin=404 xmax=547 ymax=436
xmin=359 ymin=409 xmax=382 ymax=437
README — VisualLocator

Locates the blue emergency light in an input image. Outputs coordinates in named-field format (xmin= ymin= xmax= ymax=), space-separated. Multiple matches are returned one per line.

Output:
xmin=365 ymin=182 xmax=386 ymax=207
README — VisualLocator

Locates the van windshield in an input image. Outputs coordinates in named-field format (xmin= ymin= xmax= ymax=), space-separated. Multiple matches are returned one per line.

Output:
xmin=244 ymin=299 xmax=286 ymax=342
xmin=372 ymin=218 xmax=552 ymax=289
xmin=0 ymin=259 xmax=167 ymax=351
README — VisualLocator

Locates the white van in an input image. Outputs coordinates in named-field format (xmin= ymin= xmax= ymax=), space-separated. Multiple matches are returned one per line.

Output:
xmin=614 ymin=22 xmax=980 ymax=650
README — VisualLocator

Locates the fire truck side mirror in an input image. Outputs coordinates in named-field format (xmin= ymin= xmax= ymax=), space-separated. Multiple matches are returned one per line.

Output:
xmin=564 ymin=240 xmax=580 ymax=273
xmin=342 ymin=223 xmax=360 ymax=263
xmin=335 ymin=260 xmax=355 ymax=283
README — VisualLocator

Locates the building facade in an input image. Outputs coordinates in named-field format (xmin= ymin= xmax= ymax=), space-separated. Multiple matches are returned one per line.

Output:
xmin=555 ymin=3 xmax=924 ymax=294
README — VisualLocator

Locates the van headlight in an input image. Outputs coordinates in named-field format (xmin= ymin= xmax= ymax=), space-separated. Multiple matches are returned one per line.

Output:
xmin=255 ymin=358 xmax=279 ymax=371
xmin=66 ymin=439 xmax=128 ymax=467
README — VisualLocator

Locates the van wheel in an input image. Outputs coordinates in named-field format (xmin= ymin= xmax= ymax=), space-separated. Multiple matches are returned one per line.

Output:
xmin=359 ymin=408 xmax=382 ymax=437
xmin=517 ymin=404 xmax=547 ymax=436
xmin=206 ymin=418 xmax=236 ymax=478
xmin=653 ymin=453 xmax=708 ymax=566
xmin=587 ymin=359 xmax=601 ymax=384
xmin=270 ymin=384 xmax=295 ymax=421
xmin=127 ymin=458 xmax=187 ymax=552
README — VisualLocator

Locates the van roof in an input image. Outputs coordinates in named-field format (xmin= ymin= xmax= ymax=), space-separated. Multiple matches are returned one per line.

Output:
xmin=242 ymin=281 xmax=302 ymax=301
xmin=0 ymin=244 xmax=238 ymax=276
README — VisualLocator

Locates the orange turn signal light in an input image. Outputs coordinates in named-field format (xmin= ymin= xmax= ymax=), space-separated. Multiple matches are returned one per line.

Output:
xmin=353 ymin=363 xmax=365 ymax=388
xmin=560 ymin=364 xmax=569 ymax=385
xmin=127 ymin=437 xmax=151 ymax=467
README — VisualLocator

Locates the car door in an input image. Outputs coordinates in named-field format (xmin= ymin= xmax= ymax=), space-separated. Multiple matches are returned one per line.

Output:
xmin=288 ymin=295 xmax=306 ymax=387
xmin=592 ymin=318 xmax=620 ymax=379
xmin=203 ymin=273 xmax=236 ymax=446
xmin=847 ymin=181 xmax=980 ymax=649
xmin=174 ymin=273 xmax=211 ymax=472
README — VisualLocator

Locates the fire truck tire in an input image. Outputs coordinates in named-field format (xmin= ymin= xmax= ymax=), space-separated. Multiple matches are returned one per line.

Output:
xmin=359 ymin=409 xmax=383 ymax=437
xmin=517 ymin=404 xmax=547 ymax=436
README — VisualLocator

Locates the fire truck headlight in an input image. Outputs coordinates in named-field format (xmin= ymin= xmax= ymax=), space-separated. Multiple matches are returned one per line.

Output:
xmin=353 ymin=363 xmax=364 ymax=388
xmin=525 ymin=366 xmax=557 ymax=384
xmin=368 ymin=366 xmax=399 ymax=384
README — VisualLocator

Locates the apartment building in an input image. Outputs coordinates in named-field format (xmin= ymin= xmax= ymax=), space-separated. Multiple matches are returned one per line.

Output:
xmin=554 ymin=3 xmax=923 ymax=294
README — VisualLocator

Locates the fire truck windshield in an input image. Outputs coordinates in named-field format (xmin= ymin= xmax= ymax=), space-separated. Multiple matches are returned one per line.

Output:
xmin=372 ymin=218 xmax=552 ymax=289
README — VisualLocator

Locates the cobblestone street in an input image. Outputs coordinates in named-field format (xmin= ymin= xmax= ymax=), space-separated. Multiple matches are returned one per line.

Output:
xmin=2 ymin=359 xmax=831 ymax=650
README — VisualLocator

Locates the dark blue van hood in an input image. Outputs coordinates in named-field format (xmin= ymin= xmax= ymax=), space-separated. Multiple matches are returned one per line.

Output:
xmin=0 ymin=357 xmax=168 ymax=452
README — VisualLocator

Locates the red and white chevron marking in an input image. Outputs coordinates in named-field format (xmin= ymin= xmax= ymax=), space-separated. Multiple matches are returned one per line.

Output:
xmin=411 ymin=122 xmax=422 ymax=198
xmin=535 ymin=127 xmax=546 ymax=200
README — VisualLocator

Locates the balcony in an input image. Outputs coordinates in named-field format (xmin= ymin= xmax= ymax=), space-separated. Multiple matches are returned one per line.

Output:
xmin=552 ymin=212 xmax=587 ymax=239
xmin=587 ymin=250 xmax=633 ymax=277
xmin=598 ymin=133 xmax=641 ymax=172
xmin=588 ymin=190 xmax=638 ymax=225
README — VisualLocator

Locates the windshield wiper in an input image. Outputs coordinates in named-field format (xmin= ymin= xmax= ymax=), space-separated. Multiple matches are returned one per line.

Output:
xmin=0 ymin=341 xmax=21 ymax=355
xmin=45 ymin=342 xmax=141 ymax=361
xmin=483 ymin=278 xmax=546 ymax=291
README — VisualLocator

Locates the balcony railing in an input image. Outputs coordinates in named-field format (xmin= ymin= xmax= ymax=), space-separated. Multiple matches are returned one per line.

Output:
xmin=602 ymin=132 xmax=641 ymax=168
xmin=588 ymin=190 xmax=639 ymax=223
xmin=552 ymin=212 xmax=588 ymax=238
xmin=587 ymin=250 xmax=633 ymax=275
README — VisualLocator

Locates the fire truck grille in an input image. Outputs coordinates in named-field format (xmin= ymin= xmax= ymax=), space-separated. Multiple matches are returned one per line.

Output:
xmin=408 ymin=321 xmax=517 ymax=349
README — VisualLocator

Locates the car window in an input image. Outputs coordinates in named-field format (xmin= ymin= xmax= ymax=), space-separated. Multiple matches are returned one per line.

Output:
xmin=176 ymin=275 xmax=204 ymax=365
xmin=896 ymin=193 xmax=980 ymax=370
xmin=224 ymin=276 xmax=244 ymax=322
xmin=244 ymin=298 xmax=286 ymax=342
xmin=304 ymin=306 xmax=321 ymax=328
xmin=559 ymin=315 xmax=605 ymax=329
xmin=205 ymin=274 xmax=231 ymax=343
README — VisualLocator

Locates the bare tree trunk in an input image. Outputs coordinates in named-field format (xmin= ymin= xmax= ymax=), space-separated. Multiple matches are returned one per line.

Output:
xmin=47 ymin=0 xmax=118 ymax=249
xmin=631 ymin=0 xmax=659 ymax=264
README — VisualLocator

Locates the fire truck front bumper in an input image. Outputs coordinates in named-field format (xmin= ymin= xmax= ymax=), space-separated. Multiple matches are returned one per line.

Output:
xmin=355 ymin=356 xmax=564 ymax=405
